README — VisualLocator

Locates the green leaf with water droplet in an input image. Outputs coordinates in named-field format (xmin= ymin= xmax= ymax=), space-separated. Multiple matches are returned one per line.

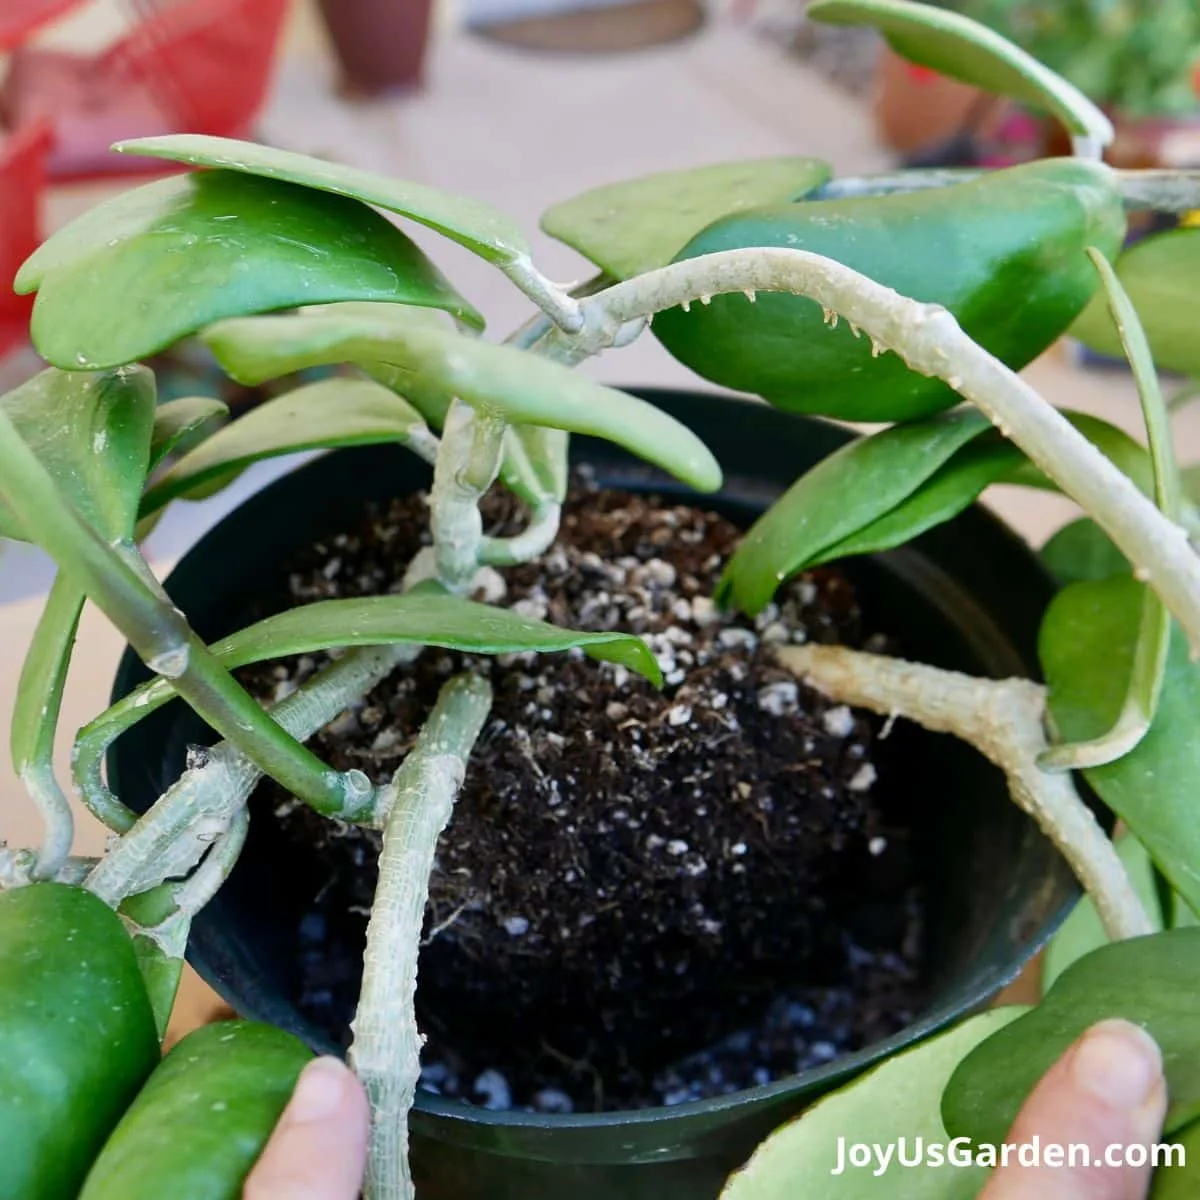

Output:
xmin=18 ymin=170 xmax=481 ymax=370
xmin=2 ymin=367 xmax=156 ymax=837
xmin=0 ymin=366 xmax=156 ymax=543
xmin=114 ymin=134 xmax=530 ymax=265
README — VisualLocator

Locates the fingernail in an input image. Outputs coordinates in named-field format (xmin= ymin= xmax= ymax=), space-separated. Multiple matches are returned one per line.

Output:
xmin=288 ymin=1057 xmax=352 ymax=1122
xmin=1071 ymin=1020 xmax=1163 ymax=1110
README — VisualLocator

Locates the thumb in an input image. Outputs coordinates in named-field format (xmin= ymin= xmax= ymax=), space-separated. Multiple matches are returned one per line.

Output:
xmin=980 ymin=1018 xmax=1167 ymax=1200
xmin=244 ymin=1056 xmax=370 ymax=1200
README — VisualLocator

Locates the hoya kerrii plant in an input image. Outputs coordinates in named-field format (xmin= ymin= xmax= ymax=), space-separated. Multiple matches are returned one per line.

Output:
xmin=4 ymin=0 xmax=1200 ymax=1196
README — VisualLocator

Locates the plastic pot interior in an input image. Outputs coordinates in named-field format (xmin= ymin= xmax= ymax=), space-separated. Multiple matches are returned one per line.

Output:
xmin=109 ymin=389 xmax=1092 ymax=1199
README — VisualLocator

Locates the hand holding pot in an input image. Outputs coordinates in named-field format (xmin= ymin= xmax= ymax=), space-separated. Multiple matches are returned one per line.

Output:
xmin=245 ymin=1058 xmax=370 ymax=1200
xmin=982 ymin=1019 xmax=1167 ymax=1200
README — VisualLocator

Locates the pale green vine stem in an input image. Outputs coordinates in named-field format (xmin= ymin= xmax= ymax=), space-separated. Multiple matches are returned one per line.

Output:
xmin=11 ymin=573 xmax=84 ymax=880
xmin=501 ymin=256 xmax=584 ymax=334
xmin=349 ymin=672 xmax=492 ymax=1200
xmin=429 ymin=400 xmax=506 ymax=590
xmin=0 ymin=848 xmax=95 ymax=890
xmin=777 ymin=643 xmax=1153 ymax=942
xmin=84 ymin=644 xmax=414 ymax=907
xmin=1115 ymin=169 xmax=1200 ymax=213
xmin=540 ymin=247 xmax=1200 ymax=655
xmin=479 ymin=501 xmax=562 ymax=567
xmin=0 ymin=407 xmax=364 ymax=816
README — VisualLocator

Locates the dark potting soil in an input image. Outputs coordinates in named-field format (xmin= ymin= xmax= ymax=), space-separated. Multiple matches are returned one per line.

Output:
xmin=240 ymin=475 xmax=926 ymax=1113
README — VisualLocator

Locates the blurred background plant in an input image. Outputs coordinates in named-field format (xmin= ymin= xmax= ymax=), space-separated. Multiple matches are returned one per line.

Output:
xmin=942 ymin=0 xmax=1200 ymax=119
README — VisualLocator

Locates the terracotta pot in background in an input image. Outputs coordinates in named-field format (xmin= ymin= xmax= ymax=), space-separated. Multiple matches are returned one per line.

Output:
xmin=873 ymin=48 xmax=992 ymax=156
xmin=316 ymin=0 xmax=436 ymax=97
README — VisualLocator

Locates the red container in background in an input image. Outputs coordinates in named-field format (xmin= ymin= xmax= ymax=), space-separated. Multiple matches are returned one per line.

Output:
xmin=0 ymin=121 xmax=51 ymax=358
xmin=0 ymin=0 xmax=84 ymax=51
xmin=1 ymin=0 xmax=289 ymax=180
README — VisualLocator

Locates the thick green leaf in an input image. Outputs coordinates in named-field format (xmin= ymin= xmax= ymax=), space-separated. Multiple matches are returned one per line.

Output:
xmin=114 ymin=134 xmax=530 ymax=266
xmin=943 ymin=928 xmax=1200 ymax=1143
xmin=1042 ymin=833 xmax=1163 ymax=995
xmin=101 ymin=593 xmax=663 ymax=741
xmin=1072 ymin=228 xmax=1200 ymax=375
xmin=541 ymin=157 xmax=831 ymax=281
xmin=0 ymin=366 xmax=156 ymax=543
xmin=202 ymin=311 xmax=722 ymax=493
xmin=18 ymin=171 xmax=482 ymax=370
xmin=719 ymin=407 xmax=1149 ymax=614
xmin=809 ymin=0 xmax=1112 ymax=144
xmin=140 ymin=379 xmax=433 ymax=515
xmin=1040 ymin=576 xmax=1200 ymax=922
xmin=723 ymin=1009 xmax=1026 ymax=1200
xmin=815 ymin=439 xmax=1018 ymax=566
xmin=719 ymin=409 xmax=991 ymax=614
xmin=149 ymin=397 xmax=229 ymax=470
xmin=1041 ymin=518 xmax=1128 ymax=584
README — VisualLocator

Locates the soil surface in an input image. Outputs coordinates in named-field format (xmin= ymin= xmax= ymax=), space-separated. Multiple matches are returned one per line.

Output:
xmin=241 ymin=475 xmax=926 ymax=1112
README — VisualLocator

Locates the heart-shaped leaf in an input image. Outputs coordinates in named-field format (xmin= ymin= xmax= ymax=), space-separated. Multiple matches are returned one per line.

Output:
xmin=18 ymin=170 xmax=482 ymax=370
xmin=1042 ymin=832 xmax=1163 ymax=995
xmin=809 ymin=0 xmax=1112 ymax=144
xmin=0 ymin=366 xmax=156 ymax=543
xmin=719 ymin=408 xmax=1148 ymax=615
xmin=723 ymin=1009 xmax=1026 ymax=1200
xmin=1041 ymin=518 xmax=1128 ymax=585
xmin=541 ymin=157 xmax=831 ymax=281
xmin=114 ymin=134 xmax=530 ymax=266
xmin=1040 ymin=575 xmax=1200 ymax=924
xmin=140 ymin=379 xmax=434 ymax=515
xmin=202 ymin=310 xmax=722 ymax=493
xmin=943 ymin=928 xmax=1200 ymax=1143
xmin=148 ymin=396 xmax=229 ymax=471
xmin=98 ymin=593 xmax=663 ymax=742
xmin=1072 ymin=228 xmax=1200 ymax=375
